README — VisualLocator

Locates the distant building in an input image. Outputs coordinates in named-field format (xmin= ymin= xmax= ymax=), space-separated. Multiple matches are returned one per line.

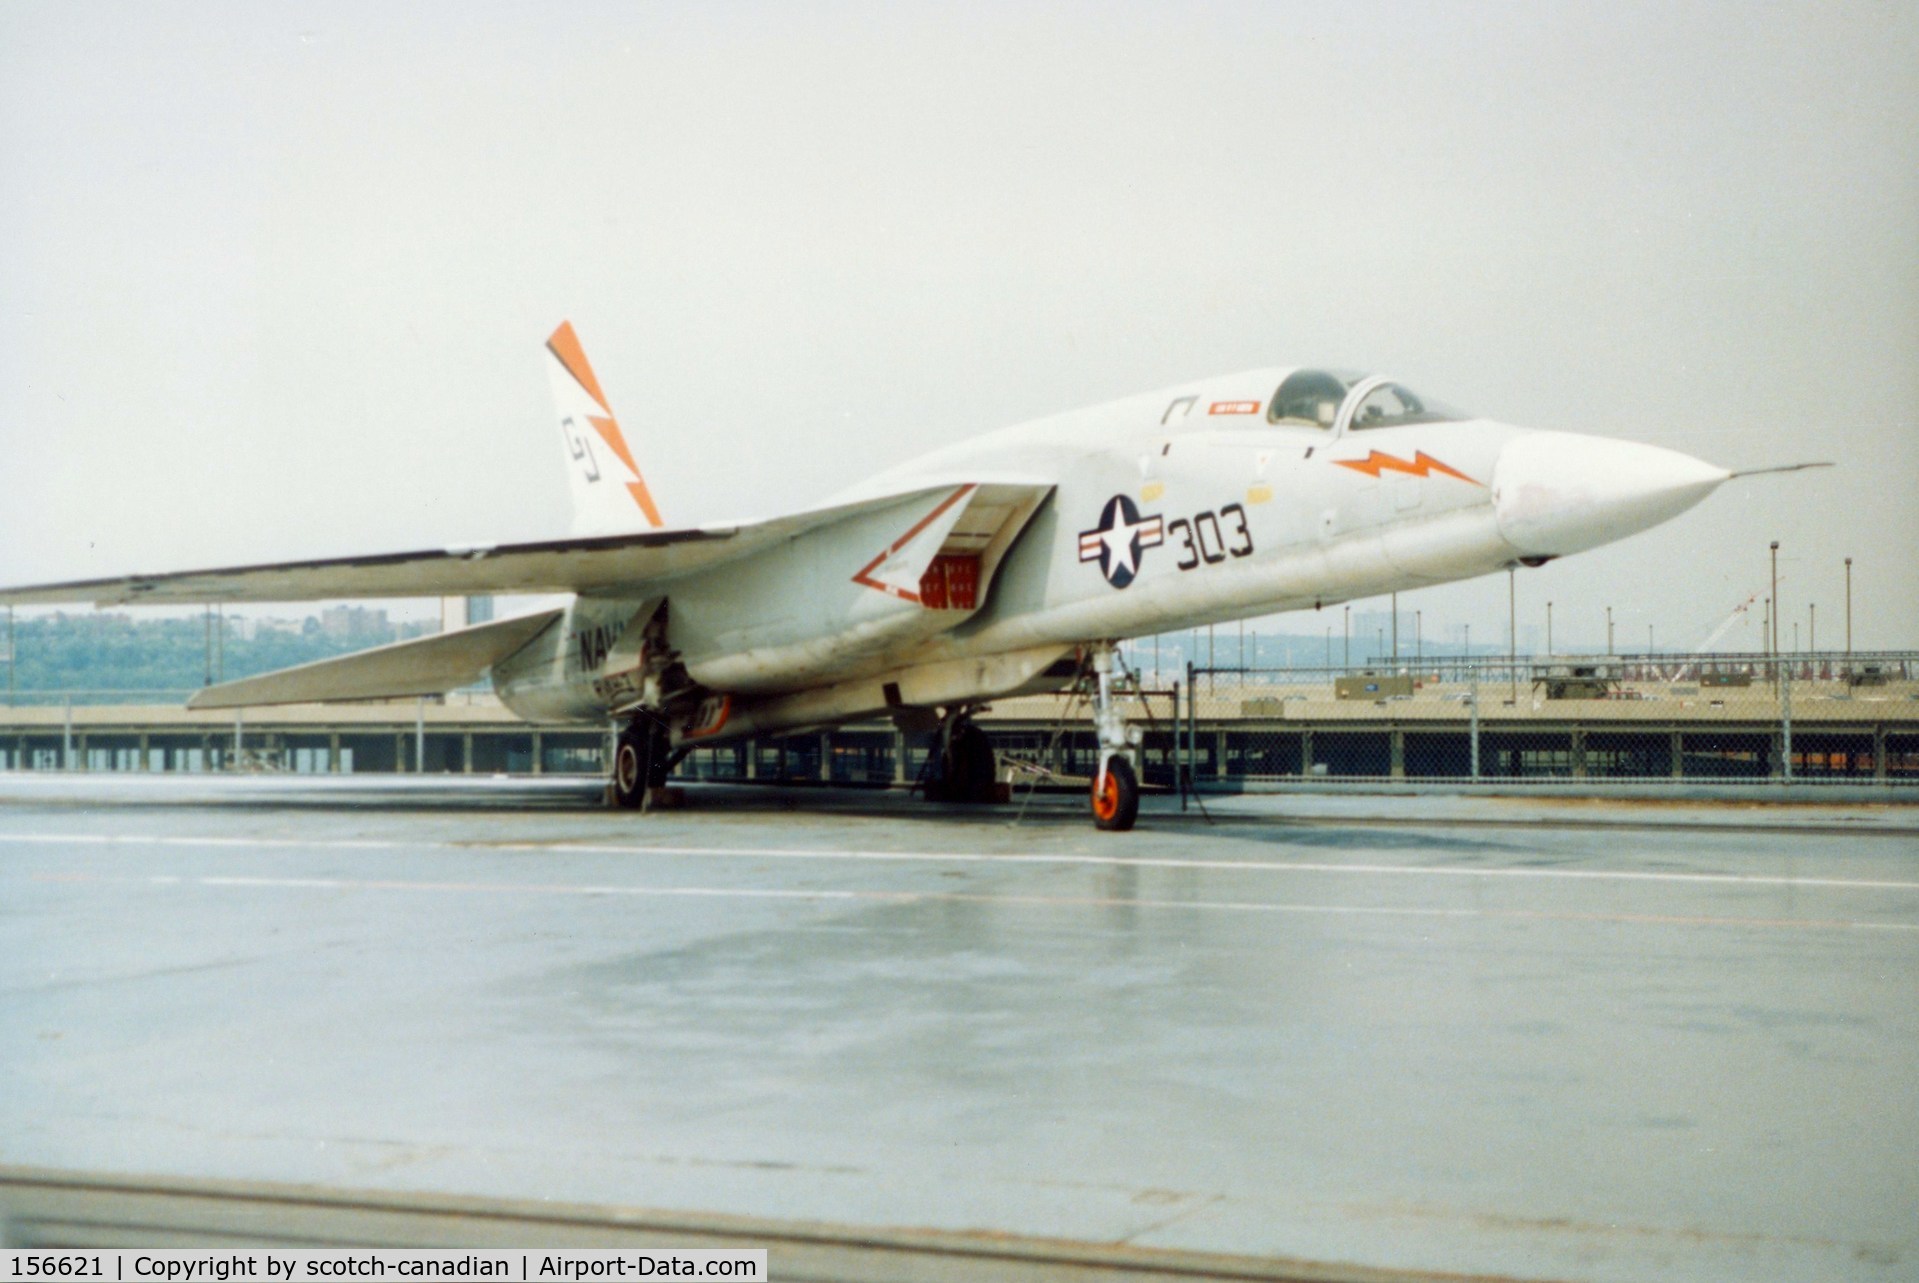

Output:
xmin=438 ymin=596 xmax=495 ymax=633
xmin=318 ymin=605 xmax=391 ymax=640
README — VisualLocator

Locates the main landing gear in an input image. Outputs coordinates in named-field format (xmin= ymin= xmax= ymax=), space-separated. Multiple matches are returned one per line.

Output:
xmin=611 ymin=717 xmax=672 ymax=810
xmin=1089 ymin=646 xmax=1140 ymax=831
xmin=923 ymin=712 xmax=999 ymax=804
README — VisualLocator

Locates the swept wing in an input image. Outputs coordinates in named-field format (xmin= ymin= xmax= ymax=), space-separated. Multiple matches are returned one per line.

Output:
xmin=0 ymin=487 xmax=969 ymax=607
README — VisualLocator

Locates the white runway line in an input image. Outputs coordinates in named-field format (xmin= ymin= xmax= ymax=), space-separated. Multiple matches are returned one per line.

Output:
xmin=2 ymin=830 xmax=1916 ymax=892
xmin=23 ymin=869 xmax=1919 ymax=933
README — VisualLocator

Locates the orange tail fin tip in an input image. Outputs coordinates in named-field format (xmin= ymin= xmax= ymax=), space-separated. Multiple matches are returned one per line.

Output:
xmin=546 ymin=321 xmax=665 ymax=528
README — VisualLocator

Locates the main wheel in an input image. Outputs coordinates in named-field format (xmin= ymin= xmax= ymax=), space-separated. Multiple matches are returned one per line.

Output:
xmin=925 ymin=722 xmax=998 ymax=803
xmin=611 ymin=721 xmax=671 ymax=810
xmin=612 ymin=726 xmax=649 ymax=809
xmin=1091 ymin=755 xmax=1139 ymax=831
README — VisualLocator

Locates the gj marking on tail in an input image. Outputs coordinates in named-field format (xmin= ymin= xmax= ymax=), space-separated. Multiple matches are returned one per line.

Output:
xmin=545 ymin=321 xmax=666 ymax=531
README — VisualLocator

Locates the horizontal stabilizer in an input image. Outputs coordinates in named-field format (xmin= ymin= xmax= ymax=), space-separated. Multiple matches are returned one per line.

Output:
xmin=186 ymin=609 xmax=561 ymax=710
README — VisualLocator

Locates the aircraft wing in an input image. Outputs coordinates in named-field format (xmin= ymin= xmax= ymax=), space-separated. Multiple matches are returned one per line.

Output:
xmin=185 ymin=608 xmax=564 ymax=710
xmin=0 ymin=487 xmax=975 ymax=607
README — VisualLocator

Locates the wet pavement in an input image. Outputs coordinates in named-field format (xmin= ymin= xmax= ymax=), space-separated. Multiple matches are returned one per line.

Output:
xmin=1 ymin=775 xmax=1915 ymax=1280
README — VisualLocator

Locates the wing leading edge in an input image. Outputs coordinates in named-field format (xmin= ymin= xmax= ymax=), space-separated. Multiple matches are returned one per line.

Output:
xmin=0 ymin=486 xmax=986 ymax=608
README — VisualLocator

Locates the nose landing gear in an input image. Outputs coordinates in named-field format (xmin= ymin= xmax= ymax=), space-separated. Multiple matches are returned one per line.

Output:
xmin=1089 ymin=645 xmax=1140 ymax=831
xmin=1092 ymin=754 xmax=1139 ymax=830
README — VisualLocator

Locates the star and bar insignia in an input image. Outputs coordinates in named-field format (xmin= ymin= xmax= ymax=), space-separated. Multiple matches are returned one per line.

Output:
xmin=1078 ymin=495 xmax=1165 ymax=589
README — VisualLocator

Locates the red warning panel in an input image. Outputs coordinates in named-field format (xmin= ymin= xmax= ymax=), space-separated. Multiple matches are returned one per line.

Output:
xmin=919 ymin=555 xmax=980 ymax=610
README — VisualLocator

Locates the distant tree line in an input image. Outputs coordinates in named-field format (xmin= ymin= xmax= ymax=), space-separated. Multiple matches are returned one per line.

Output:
xmin=1 ymin=611 xmax=1493 ymax=698
xmin=1 ymin=612 xmax=427 ymax=694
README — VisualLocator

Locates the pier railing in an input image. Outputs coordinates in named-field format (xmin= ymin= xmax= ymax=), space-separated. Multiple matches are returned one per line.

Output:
xmin=1176 ymin=653 xmax=1919 ymax=787
xmin=1 ymin=653 xmax=1914 ymax=789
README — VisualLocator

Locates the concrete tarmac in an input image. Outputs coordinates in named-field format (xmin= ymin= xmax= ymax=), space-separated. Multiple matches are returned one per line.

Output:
xmin=1 ymin=775 xmax=1914 ymax=1281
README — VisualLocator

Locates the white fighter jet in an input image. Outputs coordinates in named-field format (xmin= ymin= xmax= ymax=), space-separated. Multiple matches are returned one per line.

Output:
xmin=2 ymin=324 xmax=1757 ymax=828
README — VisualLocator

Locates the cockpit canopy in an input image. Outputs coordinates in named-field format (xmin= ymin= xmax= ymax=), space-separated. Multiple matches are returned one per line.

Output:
xmin=1268 ymin=369 xmax=1465 ymax=430
xmin=1268 ymin=369 xmax=1361 ymax=427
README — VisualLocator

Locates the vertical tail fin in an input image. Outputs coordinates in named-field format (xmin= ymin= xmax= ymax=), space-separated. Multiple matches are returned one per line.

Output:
xmin=544 ymin=321 xmax=665 ymax=534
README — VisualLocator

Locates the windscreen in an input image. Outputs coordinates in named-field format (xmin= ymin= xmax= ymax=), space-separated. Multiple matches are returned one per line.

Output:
xmin=1348 ymin=382 xmax=1466 ymax=429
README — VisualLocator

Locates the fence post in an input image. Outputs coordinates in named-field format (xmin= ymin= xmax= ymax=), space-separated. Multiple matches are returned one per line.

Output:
xmin=1174 ymin=679 xmax=1186 ymax=811
xmin=1186 ymin=661 xmax=1198 ymax=792
xmin=1468 ymin=664 xmax=1481 ymax=780
xmin=1780 ymin=659 xmax=1793 ymax=783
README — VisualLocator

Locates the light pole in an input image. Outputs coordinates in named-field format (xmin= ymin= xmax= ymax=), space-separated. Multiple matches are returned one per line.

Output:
xmin=1844 ymin=557 xmax=1853 ymax=664
xmin=1648 ymin=624 xmax=1654 ymax=654
xmin=1343 ymin=606 xmax=1350 ymax=669
xmin=1507 ymin=568 xmax=1518 ymax=701
xmin=1324 ymin=626 xmax=1331 ymax=667
xmin=1769 ymin=541 xmax=1780 ymax=657
xmin=1809 ymin=603 xmax=1815 ymax=654
xmin=1605 ymin=606 xmax=1613 ymax=656
xmin=1391 ymin=591 xmax=1399 ymax=663
xmin=1415 ymin=609 xmax=1423 ymax=666
xmin=1546 ymin=601 xmax=1553 ymax=657
xmin=1507 ymin=568 xmax=1516 ymax=659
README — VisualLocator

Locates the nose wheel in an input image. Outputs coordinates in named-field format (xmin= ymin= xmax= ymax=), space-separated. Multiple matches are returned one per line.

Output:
xmin=1092 ymin=755 xmax=1139 ymax=830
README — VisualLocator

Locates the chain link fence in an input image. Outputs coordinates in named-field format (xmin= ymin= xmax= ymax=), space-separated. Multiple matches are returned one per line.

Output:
xmin=1176 ymin=653 xmax=1919 ymax=788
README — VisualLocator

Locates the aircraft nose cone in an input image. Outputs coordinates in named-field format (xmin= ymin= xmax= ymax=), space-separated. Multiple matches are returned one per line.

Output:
xmin=1493 ymin=431 xmax=1730 ymax=559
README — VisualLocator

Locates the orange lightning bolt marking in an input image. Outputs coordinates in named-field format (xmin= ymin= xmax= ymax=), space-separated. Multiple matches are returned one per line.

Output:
xmin=1333 ymin=450 xmax=1483 ymax=486
xmin=547 ymin=321 xmax=666 ymax=528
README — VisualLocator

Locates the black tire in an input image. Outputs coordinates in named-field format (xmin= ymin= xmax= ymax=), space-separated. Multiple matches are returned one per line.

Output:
xmin=644 ymin=724 xmax=673 ymax=789
xmin=1091 ymin=755 xmax=1139 ymax=831
xmin=612 ymin=731 xmax=647 ymax=809
xmin=611 ymin=721 xmax=671 ymax=810
xmin=926 ymin=722 xmax=998 ymax=804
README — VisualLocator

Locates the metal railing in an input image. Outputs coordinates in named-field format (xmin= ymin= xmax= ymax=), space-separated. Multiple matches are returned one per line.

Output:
xmin=0 ymin=687 xmax=504 ymax=708
xmin=0 ymin=688 xmax=202 ymax=707
xmin=4 ymin=654 xmax=1915 ymax=790
xmin=1178 ymin=654 xmax=1918 ymax=788
xmin=0 ymin=691 xmax=541 ymax=776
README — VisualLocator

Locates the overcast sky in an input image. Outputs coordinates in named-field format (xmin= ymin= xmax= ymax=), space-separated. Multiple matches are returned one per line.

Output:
xmin=2 ymin=1 xmax=1914 ymax=652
